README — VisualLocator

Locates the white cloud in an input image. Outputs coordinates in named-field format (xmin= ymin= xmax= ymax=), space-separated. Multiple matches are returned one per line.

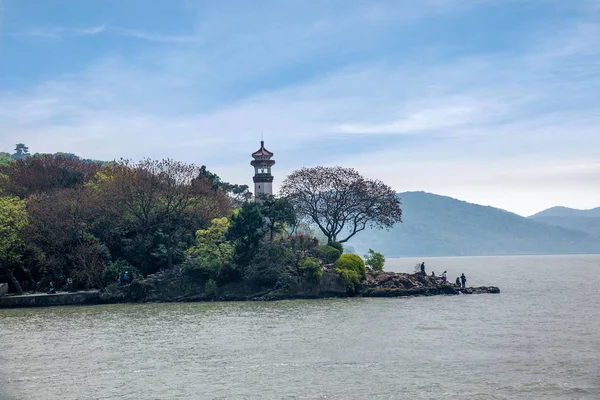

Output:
xmin=1 ymin=2 xmax=599 ymax=214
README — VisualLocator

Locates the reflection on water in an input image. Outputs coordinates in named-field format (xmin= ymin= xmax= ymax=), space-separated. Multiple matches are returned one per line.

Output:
xmin=1 ymin=255 xmax=599 ymax=399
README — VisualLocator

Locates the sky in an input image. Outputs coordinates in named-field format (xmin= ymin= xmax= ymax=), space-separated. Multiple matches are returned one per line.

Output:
xmin=0 ymin=0 xmax=599 ymax=216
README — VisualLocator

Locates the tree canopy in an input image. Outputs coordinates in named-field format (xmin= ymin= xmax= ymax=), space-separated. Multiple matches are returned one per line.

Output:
xmin=280 ymin=166 xmax=402 ymax=244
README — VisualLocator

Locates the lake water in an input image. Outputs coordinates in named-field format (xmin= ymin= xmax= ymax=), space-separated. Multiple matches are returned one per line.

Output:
xmin=1 ymin=255 xmax=599 ymax=400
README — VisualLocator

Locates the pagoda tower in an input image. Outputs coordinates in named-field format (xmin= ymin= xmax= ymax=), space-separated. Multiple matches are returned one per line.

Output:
xmin=251 ymin=140 xmax=275 ymax=201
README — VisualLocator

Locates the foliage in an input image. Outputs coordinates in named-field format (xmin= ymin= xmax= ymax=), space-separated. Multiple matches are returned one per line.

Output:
xmin=0 ymin=154 xmax=101 ymax=198
xmin=329 ymin=241 xmax=343 ymax=253
xmin=102 ymin=259 xmax=139 ymax=286
xmin=204 ymin=279 xmax=218 ymax=298
xmin=334 ymin=254 xmax=366 ymax=290
xmin=364 ymin=249 xmax=385 ymax=272
xmin=280 ymin=166 xmax=402 ymax=244
xmin=313 ymin=245 xmax=341 ymax=264
xmin=0 ymin=195 xmax=28 ymax=293
xmin=0 ymin=152 xmax=12 ymax=167
xmin=12 ymin=143 xmax=30 ymax=160
xmin=92 ymin=158 xmax=229 ymax=273
xmin=245 ymin=243 xmax=293 ymax=287
xmin=0 ymin=151 xmax=237 ymax=291
xmin=200 ymin=165 xmax=252 ymax=206
xmin=188 ymin=217 xmax=233 ymax=264
xmin=226 ymin=202 xmax=266 ymax=268
xmin=182 ymin=256 xmax=221 ymax=281
xmin=70 ymin=240 xmax=111 ymax=290
xmin=259 ymin=196 xmax=296 ymax=241
xmin=298 ymin=257 xmax=323 ymax=282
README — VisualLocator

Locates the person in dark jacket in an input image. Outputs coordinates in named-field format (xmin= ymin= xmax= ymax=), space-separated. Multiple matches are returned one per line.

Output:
xmin=455 ymin=277 xmax=461 ymax=287
xmin=460 ymin=273 xmax=467 ymax=288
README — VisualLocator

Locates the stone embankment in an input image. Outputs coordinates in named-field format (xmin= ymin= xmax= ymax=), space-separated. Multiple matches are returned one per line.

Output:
xmin=0 ymin=291 xmax=100 ymax=308
xmin=0 ymin=269 xmax=499 ymax=308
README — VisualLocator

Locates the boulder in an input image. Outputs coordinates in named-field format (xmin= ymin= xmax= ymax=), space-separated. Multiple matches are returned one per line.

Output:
xmin=0 ymin=283 xmax=8 ymax=296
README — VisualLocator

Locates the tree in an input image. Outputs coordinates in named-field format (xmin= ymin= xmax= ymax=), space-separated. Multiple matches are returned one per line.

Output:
xmin=12 ymin=143 xmax=30 ymax=160
xmin=0 ymin=152 xmax=12 ymax=167
xmin=0 ymin=195 xmax=28 ymax=294
xmin=279 ymin=166 xmax=402 ymax=244
xmin=185 ymin=217 xmax=234 ymax=279
xmin=92 ymin=159 xmax=229 ymax=273
xmin=364 ymin=249 xmax=385 ymax=272
xmin=200 ymin=165 xmax=252 ymax=206
xmin=226 ymin=202 xmax=266 ymax=268
xmin=0 ymin=154 xmax=100 ymax=198
xmin=259 ymin=195 xmax=296 ymax=241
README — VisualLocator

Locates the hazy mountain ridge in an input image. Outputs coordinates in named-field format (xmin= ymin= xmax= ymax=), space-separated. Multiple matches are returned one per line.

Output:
xmin=530 ymin=206 xmax=600 ymax=218
xmin=348 ymin=191 xmax=600 ymax=257
xmin=529 ymin=206 xmax=600 ymax=237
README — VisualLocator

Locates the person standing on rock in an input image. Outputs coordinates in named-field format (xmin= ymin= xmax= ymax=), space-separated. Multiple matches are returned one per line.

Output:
xmin=420 ymin=262 xmax=426 ymax=275
xmin=460 ymin=273 xmax=467 ymax=288
xmin=441 ymin=271 xmax=447 ymax=283
xmin=455 ymin=277 xmax=461 ymax=287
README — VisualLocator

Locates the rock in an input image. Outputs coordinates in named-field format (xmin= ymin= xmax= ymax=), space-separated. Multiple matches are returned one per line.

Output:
xmin=0 ymin=283 xmax=8 ymax=296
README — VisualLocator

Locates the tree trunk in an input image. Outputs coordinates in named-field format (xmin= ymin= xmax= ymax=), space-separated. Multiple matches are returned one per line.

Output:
xmin=7 ymin=268 xmax=23 ymax=295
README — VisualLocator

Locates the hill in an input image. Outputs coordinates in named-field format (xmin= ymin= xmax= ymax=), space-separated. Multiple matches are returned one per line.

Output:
xmin=529 ymin=206 xmax=600 ymax=237
xmin=530 ymin=206 xmax=600 ymax=218
xmin=347 ymin=191 xmax=600 ymax=257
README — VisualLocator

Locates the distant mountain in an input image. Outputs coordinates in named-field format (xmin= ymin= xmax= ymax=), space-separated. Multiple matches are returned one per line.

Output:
xmin=528 ymin=206 xmax=600 ymax=237
xmin=347 ymin=191 xmax=600 ymax=257
xmin=530 ymin=206 xmax=600 ymax=218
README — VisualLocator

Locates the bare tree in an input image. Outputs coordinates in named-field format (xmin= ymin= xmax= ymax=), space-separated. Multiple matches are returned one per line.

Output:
xmin=279 ymin=166 xmax=402 ymax=244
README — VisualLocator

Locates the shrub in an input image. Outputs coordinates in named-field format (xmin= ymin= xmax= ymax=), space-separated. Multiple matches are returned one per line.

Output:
xmin=364 ymin=249 xmax=385 ymax=272
xmin=334 ymin=254 xmax=366 ymax=290
xmin=298 ymin=257 xmax=323 ymax=282
xmin=103 ymin=259 xmax=140 ymax=287
xmin=329 ymin=241 xmax=344 ymax=253
xmin=245 ymin=243 xmax=294 ymax=287
xmin=182 ymin=255 xmax=220 ymax=281
xmin=204 ymin=279 xmax=218 ymax=298
xmin=313 ymin=245 xmax=341 ymax=264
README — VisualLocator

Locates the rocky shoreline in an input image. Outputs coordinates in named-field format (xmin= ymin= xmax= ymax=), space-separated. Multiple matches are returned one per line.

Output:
xmin=0 ymin=268 xmax=499 ymax=308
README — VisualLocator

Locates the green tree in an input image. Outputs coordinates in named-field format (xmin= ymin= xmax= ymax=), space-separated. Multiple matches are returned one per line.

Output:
xmin=364 ymin=249 xmax=385 ymax=272
xmin=12 ymin=143 xmax=30 ymax=160
xmin=188 ymin=217 xmax=233 ymax=263
xmin=0 ymin=152 xmax=12 ymax=167
xmin=245 ymin=243 xmax=293 ymax=286
xmin=226 ymin=202 xmax=266 ymax=268
xmin=0 ymin=195 xmax=28 ymax=294
xmin=260 ymin=196 xmax=296 ymax=241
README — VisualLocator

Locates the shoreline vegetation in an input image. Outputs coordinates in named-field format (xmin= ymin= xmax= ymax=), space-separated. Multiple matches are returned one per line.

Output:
xmin=1 ymin=147 xmax=499 ymax=306
xmin=0 ymin=268 xmax=500 ymax=309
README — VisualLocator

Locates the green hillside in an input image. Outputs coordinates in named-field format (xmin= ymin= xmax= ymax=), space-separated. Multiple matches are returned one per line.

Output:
xmin=348 ymin=191 xmax=600 ymax=257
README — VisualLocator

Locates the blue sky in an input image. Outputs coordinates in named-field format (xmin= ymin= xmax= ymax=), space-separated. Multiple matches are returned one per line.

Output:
xmin=0 ymin=0 xmax=599 ymax=216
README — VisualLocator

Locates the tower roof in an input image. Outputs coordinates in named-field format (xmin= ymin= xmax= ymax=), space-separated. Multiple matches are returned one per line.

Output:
xmin=252 ymin=141 xmax=274 ymax=158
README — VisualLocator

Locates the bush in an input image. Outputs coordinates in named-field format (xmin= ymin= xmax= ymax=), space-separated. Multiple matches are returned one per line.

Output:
xmin=364 ymin=249 xmax=385 ymax=272
xmin=334 ymin=254 xmax=366 ymax=290
xmin=313 ymin=245 xmax=341 ymax=264
xmin=102 ymin=259 xmax=139 ymax=287
xmin=298 ymin=257 xmax=323 ymax=282
xmin=245 ymin=243 xmax=294 ymax=287
xmin=329 ymin=241 xmax=344 ymax=253
xmin=204 ymin=279 xmax=218 ymax=298
xmin=182 ymin=255 xmax=220 ymax=281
